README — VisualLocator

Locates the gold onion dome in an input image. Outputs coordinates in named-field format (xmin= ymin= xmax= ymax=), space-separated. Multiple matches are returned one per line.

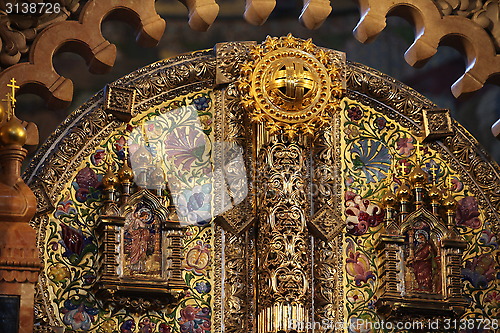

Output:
xmin=409 ymin=164 xmax=428 ymax=187
xmin=131 ymin=145 xmax=153 ymax=169
xmin=0 ymin=117 xmax=27 ymax=146
xmin=118 ymin=159 xmax=134 ymax=183
xmin=428 ymin=184 xmax=442 ymax=203
xmin=382 ymin=190 xmax=398 ymax=208
xmin=396 ymin=183 xmax=412 ymax=201
xmin=149 ymin=164 xmax=165 ymax=188
xmin=443 ymin=193 xmax=457 ymax=212
xmin=102 ymin=165 xmax=118 ymax=190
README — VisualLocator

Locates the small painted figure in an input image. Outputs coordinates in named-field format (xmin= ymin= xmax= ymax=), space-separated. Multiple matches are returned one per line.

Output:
xmin=407 ymin=230 xmax=439 ymax=292
xmin=124 ymin=206 xmax=153 ymax=273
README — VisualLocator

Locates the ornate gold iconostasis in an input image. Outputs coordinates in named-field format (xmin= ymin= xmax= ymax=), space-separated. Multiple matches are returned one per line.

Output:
xmin=23 ymin=36 xmax=500 ymax=332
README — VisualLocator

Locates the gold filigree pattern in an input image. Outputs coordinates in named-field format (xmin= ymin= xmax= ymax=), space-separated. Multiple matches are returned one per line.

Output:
xmin=21 ymin=38 xmax=500 ymax=332
xmin=423 ymin=108 xmax=454 ymax=141
xmin=256 ymin=137 xmax=312 ymax=331
xmin=238 ymin=34 xmax=345 ymax=136
xmin=216 ymin=41 xmax=256 ymax=85
xmin=104 ymin=85 xmax=137 ymax=122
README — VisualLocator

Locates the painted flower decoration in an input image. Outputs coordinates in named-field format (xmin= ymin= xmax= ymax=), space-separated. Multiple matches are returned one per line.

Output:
xmin=485 ymin=290 xmax=500 ymax=307
xmin=174 ymin=184 xmax=212 ymax=225
xmin=48 ymin=264 xmax=70 ymax=283
xmin=455 ymin=196 xmax=482 ymax=229
xmin=91 ymin=149 xmax=106 ymax=166
xmin=345 ymin=239 xmax=375 ymax=286
xmin=82 ymin=273 xmax=96 ymax=285
xmin=367 ymin=297 xmax=377 ymax=310
xmin=179 ymin=305 xmax=211 ymax=333
xmin=101 ymin=320 xmax=116 ymax=333
xmin=55 ymin=200 xmax=77 ymax=218
xmin=194 ymin=281 xmax=211 ymax=294
xmin=199 ymin=114 xmax=212 ymax=131
xmin=115 ymin=136 xmax=127 ymax=159
xmin=462 ymin=254 xmax=497 ymax=289
xmin=345 ymin=191 xmax=384 ymax=235
xmin=120 ymin=319 xmax=135 ymax=333
xmin=347 ymin=105 xmax=363 ymax=121
xmin=346 ymin=251 xmax=376 ymax=286
xmin=59 ymin=223 xmax=97 ymax=265
xmin=344 ymin=124 xmax=360 ymax=140
xmin=479 ymin=229 xmax=498 ymax=248
xmin=62 ymin=300 xmax=98 ymax=331
xmin=350 ymin=139 xmax=391 ymax=183
xmin=346 ymin=289 xmax=365 ymax=304
xmin=375 ymin=116 xmax=387 ymax=130
xmin=185 ymin=240 xmax=211 ymax=275
xmin=159 ymin=323 xmax=172 ymax=333
xmin=396 ymin=136 xmax=414 ymax=156
xmin=73 ymin=167 xmax=101 ymax=203
xmin=164 ymin=125 xmax=207 ymax=171
xmin=193 ymin=96 xmax=210 ymax=111
xmin=139 ymin=318 xmax=155 ymax=333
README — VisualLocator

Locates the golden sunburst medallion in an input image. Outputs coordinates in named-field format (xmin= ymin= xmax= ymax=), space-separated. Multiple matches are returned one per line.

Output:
xmin=238 ymin=34 xmax=345 ymax=136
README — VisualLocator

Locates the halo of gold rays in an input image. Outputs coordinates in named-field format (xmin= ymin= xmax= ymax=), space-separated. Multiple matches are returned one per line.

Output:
xmin=238 ymin=34 xmax=344 ymax=137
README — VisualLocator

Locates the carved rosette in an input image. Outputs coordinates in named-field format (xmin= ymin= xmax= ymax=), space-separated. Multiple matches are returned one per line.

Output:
xmin=238 ymin=34 xmax=345 ymax=137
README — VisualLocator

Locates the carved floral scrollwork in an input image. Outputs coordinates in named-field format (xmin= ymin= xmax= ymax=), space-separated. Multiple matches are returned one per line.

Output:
xmin=223 ymin=230 xmax=253 ymax=333
xmin=256 ymin=138 xmax=312 ymax=330
xmin=435 ymin=0 xmax=500 ymax=51
xmin=354 ymin=0 xmax=500 ymax=97
xmin=216 ymin=41 xmax=255 ymax=85
xmin=314 ymin=238 xmax=343 ymax=328
xmin=0 ymin=0 xmax=81 ymax=67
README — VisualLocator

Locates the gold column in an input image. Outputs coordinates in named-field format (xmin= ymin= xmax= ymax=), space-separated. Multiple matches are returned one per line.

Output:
xmin=237 ymin=35 xmax=345 ymax=332
xmin=256 ymin=131 xmax=311 ymax=333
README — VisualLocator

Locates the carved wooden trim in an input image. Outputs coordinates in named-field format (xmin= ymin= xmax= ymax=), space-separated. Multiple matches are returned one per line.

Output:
xmin=0 ymin=0 xmax=165 ymax=110
xmin=354 ymin=0 xmax=500 ymax=98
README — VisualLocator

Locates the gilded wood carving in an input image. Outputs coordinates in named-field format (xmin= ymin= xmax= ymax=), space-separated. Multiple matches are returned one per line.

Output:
xmin=22 ymin=37 xmax=500 ymax=332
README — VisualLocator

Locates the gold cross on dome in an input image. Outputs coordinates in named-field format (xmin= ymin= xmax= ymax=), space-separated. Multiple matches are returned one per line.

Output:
xmin=7 ymin=78 xmax=19 ymax=107
xmin=123 ymin=142 xmax=130 ymax=159
xmin=398 ymin=161 xmax=407 ymax=176
xmin=447 ymin=175 xmax=454 ymax=191
xmin=414 ymin=140 xmax=423 ymax=161
xmin=430 ymin=164 xmax=439 ymax=183
xmin=2 ymin=93 xmax=13 ymax=120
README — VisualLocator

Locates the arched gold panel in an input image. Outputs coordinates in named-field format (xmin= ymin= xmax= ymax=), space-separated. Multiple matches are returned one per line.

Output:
xmin=25 ymin=37 xmax=500 ymax=332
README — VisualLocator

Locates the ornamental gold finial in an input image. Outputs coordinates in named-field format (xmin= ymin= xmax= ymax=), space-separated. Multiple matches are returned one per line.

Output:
xmin=414 ymin=140 xmax=423 ymax=161
xmin=118 ymin=143 xmax=134 ymax=184
xmin=429 ymin=164 xmax=439 ymax=184
xmin=0 ymin=78 xmax=26 ymax=146
xmin=442 ymin=175 xmax=457 ymax=214
xmin=1 ymin=94 xmax=11 ymax=121
xmin=102 ymin=152 xmax=118 ymax=190
xmin=141 ymin=123 xmax=150 ymax=147
xmin=7 ymin=78 xmax=19 ymax=110
xmin=387 ymin=158 xmax=395 ymax=181
xmin=398 ymin=161 xmax=407 ymax=176
xmin=409 ymin=163 xmax=428 ymax=187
